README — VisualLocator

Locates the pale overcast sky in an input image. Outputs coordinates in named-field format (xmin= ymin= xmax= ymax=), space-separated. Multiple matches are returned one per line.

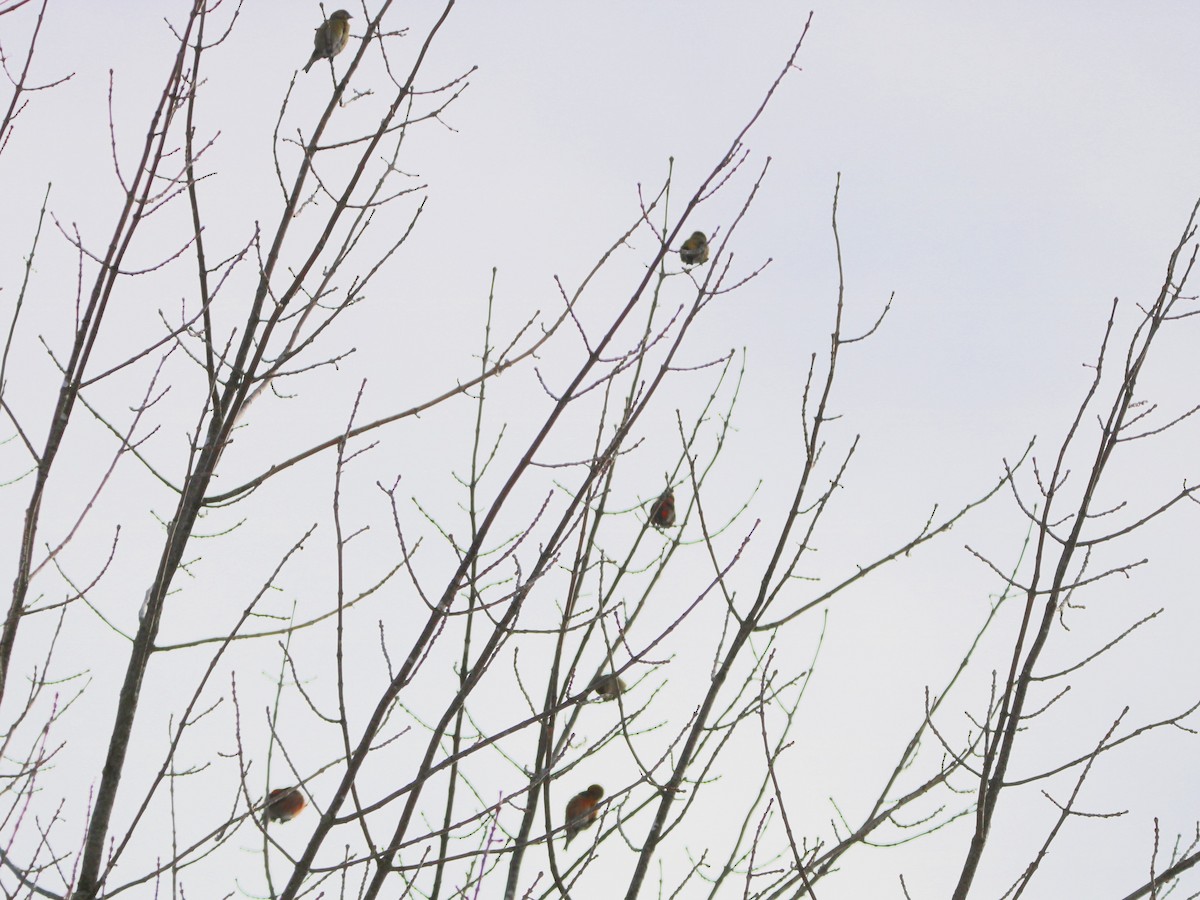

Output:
xmin=1 ymin=2 xmax=1198 ymax=898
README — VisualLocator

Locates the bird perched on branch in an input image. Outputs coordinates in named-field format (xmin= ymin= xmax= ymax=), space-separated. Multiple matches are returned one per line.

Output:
xmin=563 ymin=784 xmax=604 ymax=847
xmin=648 ymin=489 xmax=676 ymax=529
xmin=591 ymin=673 xmax=626 ymax=701
xmin=303 ymin=9 xmax=353 ymax=73
xmin=264 ymin=787 xmax=307 ymax=824
xmin=679 ymin=231 xmax=710 ymax=266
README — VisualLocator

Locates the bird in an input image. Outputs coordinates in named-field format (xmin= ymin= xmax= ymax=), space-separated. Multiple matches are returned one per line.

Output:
xmin=679 ymin=231 xmax=709 ymax=266
xmin=264 ymin=787 xmax=307 ymax=824
xmin=303 ymin=9 xmax=353 ymax=73
xmin=648 ymin=489 xmax=676 ymax=529
xmin=563 ymin=784 xmax=604 ymax=847
xmin=591 ymin=673 xmax=626 ymax=701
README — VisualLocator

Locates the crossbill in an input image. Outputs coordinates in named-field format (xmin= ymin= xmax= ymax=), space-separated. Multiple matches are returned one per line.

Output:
xmin=264 ymin=787 xmax=307 ymax=824
xmin=303 ymin=9 xmax=353 ymax=73
xmin=591 ymin=673 xmax=626 ymax=701
xmin=563 ymin=784 xmax=604 ymax=847
xmin=648 ymin=489 xmax=676 ymax=529
xmin=679 ymin=231 xmax=709 ymax=266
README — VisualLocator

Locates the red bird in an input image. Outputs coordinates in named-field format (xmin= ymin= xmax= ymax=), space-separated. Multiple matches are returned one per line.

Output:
xmin=264 ymin=788 xmax=306 ymax=824
xmin=648 ymin=489 xmax=676 ymax=529
xmin=563 ymin=784 xmax=604 ymax=847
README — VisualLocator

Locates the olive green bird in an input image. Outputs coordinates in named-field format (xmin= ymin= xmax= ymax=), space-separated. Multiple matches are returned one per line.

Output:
xmin=680 ymin=231 xmax=710 ymax=266
xmin=303 ymin=9 xmax=353 ymax=73
xmin=591 ymin=673 xmax=626 ymax=701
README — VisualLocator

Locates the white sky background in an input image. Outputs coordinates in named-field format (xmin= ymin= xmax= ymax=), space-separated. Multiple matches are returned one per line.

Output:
xmin=1 ymin=1 xmax=1199 ymax=898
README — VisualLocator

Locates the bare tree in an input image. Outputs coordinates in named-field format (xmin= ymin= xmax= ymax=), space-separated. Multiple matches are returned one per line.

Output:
xmin=1 ymin=3 xmax=1198 ymax=899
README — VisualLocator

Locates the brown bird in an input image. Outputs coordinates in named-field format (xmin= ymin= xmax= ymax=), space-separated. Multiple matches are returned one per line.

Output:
xmin=592 ymin=673 xmax=626 ymax=701
xmin=563 ymin=784 xmax=604 ymax=847
xmin=679 ymin=231 xmax=709 ymax=266
xmin=303 ymin=9 xmax=353 ymax=73
xmin=648 ymin=489 xmax=676 ymax=529
xmin=264 ymin=787 xmax=307 ymax=824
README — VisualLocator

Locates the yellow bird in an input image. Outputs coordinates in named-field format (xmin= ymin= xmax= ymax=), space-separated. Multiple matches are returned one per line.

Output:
xmin=679 ymin=231 xmax=709 ymax=266
xmin=303 ymin=9 xmax=353 ymax=73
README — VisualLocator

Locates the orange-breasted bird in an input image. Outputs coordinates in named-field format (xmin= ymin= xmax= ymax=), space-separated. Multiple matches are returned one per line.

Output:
xmin=563 ymin=784 xmax=604 ymax=847
xmin=648 ymin=489 xmax=676 ymax=529
xmin=679 ymin=231 xmax=709 ymax=266
xmin=303 ymin=9 xmax=353 ymax=73
xmin=592 ymin=673 xmax=626 ymax=701
xmin=264 ymin=787 xmax=307 ymax=824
